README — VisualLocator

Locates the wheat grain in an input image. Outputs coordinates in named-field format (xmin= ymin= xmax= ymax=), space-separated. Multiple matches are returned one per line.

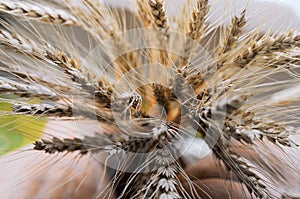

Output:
xmin=13 ymin=103 xmax=72 ymax=117
xmin=234 ymin=31 xmax=300 ymax=68
xmin=0 ymin=28 xmax=115 ymax=107
xmin=218 ymin=10 xmax=246 ymax=55
xmin=148 ymin=0 xmax=170 ymax=65
xmin=0 ymin=76 xmax=57 ymax=98
xmin=188 ymin=0 xmax=210 ymax=41
xmin=0 ymin=28 xmax=83 ymax=81
xmin=0 ymin=0 xmax=78 ymax=25
xmin=34 ymin=137 xmax=88 ymax=154
xmin=225 ymin=112 xmax=298 ymax=147
xmin=180 ymin=0 xmax=211 ymax=66
xmin=0 ymin=28 xmax=43 ymax=54
xmin=149 ymin=0 xmax=168 ymax=30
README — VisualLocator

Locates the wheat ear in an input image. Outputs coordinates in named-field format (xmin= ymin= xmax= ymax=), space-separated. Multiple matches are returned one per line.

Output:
xmin=0 ymin=0 xmax=78 ymax=25
xmin=219 ymin=10 xmax=246 ymax=55
xmin=234 ymin=31 xmax=300 ymax=67
xmin=180 ymin=0 xmax=211 ymax=67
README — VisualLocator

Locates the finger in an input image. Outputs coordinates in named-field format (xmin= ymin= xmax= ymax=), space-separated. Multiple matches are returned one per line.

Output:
xmin=181 ymin=178 xmax=253 ymax=199
xmin=178 ymin=154 xmax=239 ymax=181
xmin=22 ymin=153 xmax=115 ymax=199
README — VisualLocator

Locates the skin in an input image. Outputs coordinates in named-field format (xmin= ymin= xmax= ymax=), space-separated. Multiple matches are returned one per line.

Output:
xmin=179 ymin=153 xmax=253 ymax=199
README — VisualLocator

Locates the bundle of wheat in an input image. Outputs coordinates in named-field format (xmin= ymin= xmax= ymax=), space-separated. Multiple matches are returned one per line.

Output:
xmin=0 ymin=0 xmax=300 ymax=198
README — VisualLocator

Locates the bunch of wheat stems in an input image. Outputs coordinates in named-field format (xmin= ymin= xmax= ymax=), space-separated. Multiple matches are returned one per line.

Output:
xmin=0 ymin=0 xmax=300 ymax=198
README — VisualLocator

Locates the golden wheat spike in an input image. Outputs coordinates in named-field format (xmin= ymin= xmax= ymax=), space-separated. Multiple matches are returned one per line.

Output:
xmin=179 ymin=0 xmax=211 ymax=67
xmin=0 ymin=0 xmax=78 ymax=25
xmin=234 ymin=31 xmax=300 ymax=68
xmin=218 ymin=10 xmax=246 ymax=55
xmin=188 ymin=0 xmax=210 ymax=41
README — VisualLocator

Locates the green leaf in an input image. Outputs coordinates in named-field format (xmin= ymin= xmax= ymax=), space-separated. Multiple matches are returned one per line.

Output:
xmin=0 ymin=97 xmax=47 ymax=156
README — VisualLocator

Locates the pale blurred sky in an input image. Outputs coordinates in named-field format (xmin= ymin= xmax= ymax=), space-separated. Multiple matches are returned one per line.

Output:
xmin=104 ymin=0 xmax=300 ymax=19
xmin=263 ymin=0 xmax=300 ymax=18
xmin=103 ymin=0 xmax=300 ymax=30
